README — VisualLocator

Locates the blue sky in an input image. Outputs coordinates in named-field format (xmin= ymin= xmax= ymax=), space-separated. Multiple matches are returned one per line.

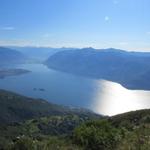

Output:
xmin=0 ymin=0 xmax=150 ymax=51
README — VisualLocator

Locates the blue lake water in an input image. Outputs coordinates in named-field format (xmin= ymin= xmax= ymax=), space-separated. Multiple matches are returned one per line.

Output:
xmin=0 ymin=64 xmax=99 ymax=109
xmin=0 ymin=63 xmax=149 ymax=116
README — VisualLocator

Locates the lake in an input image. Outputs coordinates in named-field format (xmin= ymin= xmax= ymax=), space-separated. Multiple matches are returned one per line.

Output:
xmin=0 ymin=64 xmax=98 ymax=108
xmin=0 ymin=63 xmax=149 ymax=116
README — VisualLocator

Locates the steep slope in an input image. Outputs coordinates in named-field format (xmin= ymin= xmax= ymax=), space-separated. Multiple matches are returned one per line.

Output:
xmin=46 ymin=48 xmax=150 ymax=90
xmin=0 ymin=90 xmax=101 ymax=149
xmin=0 ymin=89 xmax=99 ymax=124
xmin=0 ymin=107 xmax=149 ymax=149
xmin=73 ymin=109 xmax=150 ymax=150
xmin=0 ymin=47 xmax=26 ymax=65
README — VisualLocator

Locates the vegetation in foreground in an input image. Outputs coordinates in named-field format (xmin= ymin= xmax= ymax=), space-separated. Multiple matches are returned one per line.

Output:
xmin=0 ymin=110 xmax=149 ymax=150
xmin=0 ymin=90 xmax=149 ymax=150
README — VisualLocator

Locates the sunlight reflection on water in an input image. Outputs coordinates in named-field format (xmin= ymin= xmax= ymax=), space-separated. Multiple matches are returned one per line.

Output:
xmin=92 ymin=80 xmax=150 ymax=116
xmin=0 ymin=64 xmax=149 ymax=116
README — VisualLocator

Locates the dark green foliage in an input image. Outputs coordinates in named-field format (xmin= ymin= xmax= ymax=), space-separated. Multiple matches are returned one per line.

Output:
xmin=73 ymin=120 xmax=121 ymax=150
xmin=0 ymin=115 xmax=86 ymax=150
xmin=0 ymin=109 xmax=150 ymax=150
xmin=0 ymin=90 xmax=100 ymax=149
xmin=110 ymin=109 xmax=150 ymax=128
xmin=9 ymin=136 xmax=81 ymax=150
xmin=73 ymin=109 xmax=150 ymax=150
xmin=0 ymin=89 xmax=99 ymax=124
xmin=0 ymin=90 xmax=149 ymax=150
xmin=10 ymin=137 xmax=35 ymax=150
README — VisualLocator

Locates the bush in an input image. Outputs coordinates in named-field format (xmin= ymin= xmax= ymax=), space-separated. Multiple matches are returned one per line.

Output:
xmin=73 ymin=120 xmax=121 ymax=150
xmin=10 ymin=137 xmax=35 ymax=150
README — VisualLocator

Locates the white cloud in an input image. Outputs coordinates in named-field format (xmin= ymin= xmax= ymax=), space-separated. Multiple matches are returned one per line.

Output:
xmin=104 ymin=16 xmax=110 ymax=21
xmin=0 ymin=26 xmax=15 ymax=31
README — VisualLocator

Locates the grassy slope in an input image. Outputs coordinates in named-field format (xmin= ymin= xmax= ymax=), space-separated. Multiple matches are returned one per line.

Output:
xmin=1 ymin=109 xmax=149 ymax=150
xmin=0 ymin=90 xmax=100 ymax=149
xmin=0 ymin=90 xmax=149 ymax=149
xmin=73 ymin=109 xmax=150 ymax=150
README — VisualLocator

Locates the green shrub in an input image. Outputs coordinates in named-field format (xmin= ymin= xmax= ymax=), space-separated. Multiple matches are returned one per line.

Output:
xmin=73 ymin=120 xmax=121 ymax=150
xmin=10 ymin=137 xmax=35 ymax=150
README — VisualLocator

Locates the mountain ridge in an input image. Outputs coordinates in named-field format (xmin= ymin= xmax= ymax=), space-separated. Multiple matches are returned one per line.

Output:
xmin=45 ymin=47 xmax=150 ymax=90
xmin=0 ymin=46 xmax=26 ymax=65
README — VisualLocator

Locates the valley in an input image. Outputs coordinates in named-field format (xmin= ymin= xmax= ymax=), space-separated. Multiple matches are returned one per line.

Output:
xmin=0 ymin=46 xmax=150 ymax=149
xmin=1 ymin=0 xmax=150 ymax=149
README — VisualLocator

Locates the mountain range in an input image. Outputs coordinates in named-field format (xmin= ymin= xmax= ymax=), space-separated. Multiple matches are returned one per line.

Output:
xmin=1 ymin=46 xmax=150 ymax=90
xmin=0 ymin=47 xmax=26 ymax=65
xmin=46 ymin=48 xmax=150 ymax=90
xmin=9 ymin=46 xmax=75 ymax=62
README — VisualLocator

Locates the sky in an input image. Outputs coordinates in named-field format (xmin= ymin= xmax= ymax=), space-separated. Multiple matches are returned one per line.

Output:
xmin=0 ymin=0 xmax=150 ymax=51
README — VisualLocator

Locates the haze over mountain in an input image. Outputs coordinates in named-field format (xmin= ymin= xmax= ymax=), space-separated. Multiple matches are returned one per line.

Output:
xmin=0 ymin=47 xmax=26 ymax=65
xmin=10 ymin=46 xmax=75 ymax=62
xmin=0 ymin=0 xmax=150 ymax=149
xmin=46 ymin=48 xmax=150 ymax=90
